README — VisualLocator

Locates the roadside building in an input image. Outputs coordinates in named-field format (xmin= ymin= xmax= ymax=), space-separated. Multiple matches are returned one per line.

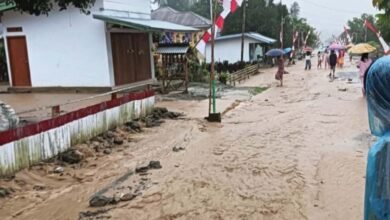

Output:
xmin=205 ymin=32 xmax=276 ymax=63
xmin=0 ymin=0 xmax=196 ymax=91
xmin=151 ymin=6 xmax=211 ymax=46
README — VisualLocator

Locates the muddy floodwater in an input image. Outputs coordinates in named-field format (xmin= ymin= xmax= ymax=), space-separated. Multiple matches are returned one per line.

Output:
xmin=0 ymin=60 xmax=371 ymax=220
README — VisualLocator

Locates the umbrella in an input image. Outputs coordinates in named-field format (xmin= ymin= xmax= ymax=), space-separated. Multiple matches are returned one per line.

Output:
xmin=348 ymin=43 xmax=376 ymax=54
xmin=266 ymin=49 xmax=285 ymax=57
xmin=283 ymin=48 xmax=292 ymax=54
xmin=302 ymin=47 xmax=313 ymax=52
xmin=328 ymin=43 xmax=345 ymax=50
xmin=346 ymin=43 xmax=355 ymax=49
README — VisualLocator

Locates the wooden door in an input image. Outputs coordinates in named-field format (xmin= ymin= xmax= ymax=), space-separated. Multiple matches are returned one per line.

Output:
xmin=111 ymin=33 xmax=136 ymax=86
xmin=7 ymin=36 xmax=31 ymax=87
xmin=133 ymin=33 xmax=151 ymax=82
xmin=111 ymin=33 xmax=151 ymax=86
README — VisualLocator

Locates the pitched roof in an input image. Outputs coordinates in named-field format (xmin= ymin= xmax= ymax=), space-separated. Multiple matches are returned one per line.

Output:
xmin=0 ymin=0 xmax=15 ymax=12
xmin=214 ymin=32 xmax=276 ymax=44
xmin=93 ymin=14 xmax=198 ymax=32
xmin=151 ymin=7 xmax=211 ymax=29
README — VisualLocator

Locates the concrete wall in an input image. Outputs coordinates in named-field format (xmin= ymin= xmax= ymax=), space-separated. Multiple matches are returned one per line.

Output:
xmin=2 ymin=2 xmax=115 ymax=87
xmin=205 ymin=37 xmax=259 ymax=63
xmin=0 ymin=94 xmax=155 ymax=176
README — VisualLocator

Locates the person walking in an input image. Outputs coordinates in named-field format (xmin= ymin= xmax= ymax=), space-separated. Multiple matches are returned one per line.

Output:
xmin=324 ymin=51 xmax=329 ymax=70
xmin=275 ymin=56 xmax=284 ymax=87
xmin=364 ymin=56 xmax=390 ymax=220
xmin=317 ymin=51 xmax=323 ymax=69
xmin=329 ymin=50 xmax=337 ymax=79
xmin=305 ymin=52 xmax=312 ymax=70
xmin=357 ymin=53 xmax=372 ymax=96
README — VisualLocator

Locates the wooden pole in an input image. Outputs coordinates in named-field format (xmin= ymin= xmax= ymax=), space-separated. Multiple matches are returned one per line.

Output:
xmin=240 ymin=0 xmax=246 ymax=62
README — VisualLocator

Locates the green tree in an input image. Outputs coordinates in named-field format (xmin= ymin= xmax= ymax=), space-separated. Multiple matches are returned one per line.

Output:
xmin=6 ymin=0 xmax=96 ymax=15
xmin=290 ymin=1 xmax=300 ymax=19
xmin=373 ymin=0 xmax=390 ymax=15
xmin=347 ymin=14 xmax=377 ymax=43
xmin=376 ymin=14 xmax=390 ymax=42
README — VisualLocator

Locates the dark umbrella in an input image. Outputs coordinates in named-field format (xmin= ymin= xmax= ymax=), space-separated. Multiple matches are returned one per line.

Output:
xmin=266 ymin=49 xmax=285 ymax=57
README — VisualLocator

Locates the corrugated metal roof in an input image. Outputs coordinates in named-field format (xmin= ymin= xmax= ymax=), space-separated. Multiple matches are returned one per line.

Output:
xmin=214 ymin=32 xmax=276 ymax=44
xmin=156 ymin=46 xmax=189 ymax=54
xmin=151 ymin=7 xmax=211 ymax=29
xmin=0 ymin=1 xmax=15 ymax=12
xmin=93 ymin=14 xmax=198 ymax=32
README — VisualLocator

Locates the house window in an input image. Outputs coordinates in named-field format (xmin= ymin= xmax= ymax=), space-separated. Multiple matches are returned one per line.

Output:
xmin=7 ymin=27 xmax=23 ymax=32
xmin=249 ymin=43 xmax=263 ymax=61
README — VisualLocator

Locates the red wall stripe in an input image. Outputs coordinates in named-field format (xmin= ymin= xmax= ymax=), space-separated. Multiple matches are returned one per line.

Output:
xmin=0 ymin=90 xmax=154 ymax=146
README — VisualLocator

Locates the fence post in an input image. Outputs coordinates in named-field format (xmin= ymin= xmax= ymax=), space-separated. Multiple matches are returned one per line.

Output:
xmin=51 ymin=106 xmax=60 ymax=118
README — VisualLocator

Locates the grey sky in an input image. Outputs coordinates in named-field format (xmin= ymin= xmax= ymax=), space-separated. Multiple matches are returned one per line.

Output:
xmin=276 ymin=0 xmax=379 ymax=41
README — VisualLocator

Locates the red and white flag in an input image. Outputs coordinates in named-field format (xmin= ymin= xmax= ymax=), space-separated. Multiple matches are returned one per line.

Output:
xmin=364 ymin=19 xmax=390 ymax=54
xmin=291 ymin=31 xmax=298 ymax=58
xmin=344 ymin=25 xmax=352 ymax=44
xmin=196 ymin=0 xmax=243 ymax=56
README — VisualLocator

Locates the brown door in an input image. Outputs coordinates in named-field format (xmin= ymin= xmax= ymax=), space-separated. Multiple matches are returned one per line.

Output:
xmin=111 ymin=33 xmax=151 ymax=86
xmin=133 ymin=33 xmax=151 ymax=82
xmin=7 ymin=36 xmax=31 ymax=87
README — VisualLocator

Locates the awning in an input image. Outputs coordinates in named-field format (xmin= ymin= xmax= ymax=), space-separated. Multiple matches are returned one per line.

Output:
xmin=93 ymin=14 xmax=199 ymax=32
xmin=156 ymin=45 xmax=190 ymax=54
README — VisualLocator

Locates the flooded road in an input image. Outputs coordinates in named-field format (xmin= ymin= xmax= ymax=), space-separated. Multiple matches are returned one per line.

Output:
xmin=0 ymin=61 xmax=370 ymax=219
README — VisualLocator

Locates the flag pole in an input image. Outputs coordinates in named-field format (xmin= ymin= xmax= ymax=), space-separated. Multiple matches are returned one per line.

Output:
xmin=209 ymin=0 xmax=217 ymax=116
xmin=240 ymin=0 xmax=246 ymax=62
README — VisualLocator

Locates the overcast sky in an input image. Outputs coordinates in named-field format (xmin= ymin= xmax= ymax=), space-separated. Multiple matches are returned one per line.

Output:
xmin=276 ymin=0 xmax=379 ymax=41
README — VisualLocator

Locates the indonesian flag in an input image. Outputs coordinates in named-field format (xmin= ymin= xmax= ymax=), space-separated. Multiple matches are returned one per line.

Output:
xmin=344 ymin=25 xmax=352 ymax=44
xmin=364 ymin=19 xmax=390 ymax=54
xmin=196 ymin=0 xmax=243 ymax=56
xmin=291 ymin=31 xmax=298 ymax=58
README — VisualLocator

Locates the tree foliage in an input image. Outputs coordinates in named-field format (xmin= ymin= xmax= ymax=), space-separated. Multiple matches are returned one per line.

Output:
xmin=290 ymin=1 xmax=300 ymax=19
xmin=222 ymin=0 xmax=319 ymax=48
xmin=373 ymin=0 xmax=390 ymax=15
xmin=347 ymin=14 xmax=377 ymax=43
xmin=7 ymin=0 xmax=96 ymax=15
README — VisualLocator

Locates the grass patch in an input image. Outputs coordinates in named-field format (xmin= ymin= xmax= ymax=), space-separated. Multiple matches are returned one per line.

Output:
xmin=249 ymin=86 xmax=269 ymax=95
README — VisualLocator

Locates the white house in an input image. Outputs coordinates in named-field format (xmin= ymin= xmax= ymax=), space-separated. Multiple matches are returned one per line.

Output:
xmin=205 ymin=32 xmax=276 ymax=63
xmin=0 ymin=0 xmax=196 ymax=90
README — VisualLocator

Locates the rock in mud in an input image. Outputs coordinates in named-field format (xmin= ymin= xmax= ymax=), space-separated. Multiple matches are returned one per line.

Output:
xmin=120 ymin=193 xmax=136 ymax=202
xmin=135 ymin=164 xmax=149 ymax=174
xmin=125 ymin=121 xmax=142 ymax=132
xmin=149 ymin=161 xmax=162 ymax=169
xmin=162 ymin=111 xmax=182 ymax=119
xmin=113 ymin=137 xmax=124 ymax=145
xmin=173 ymin=146 xmax=185 ymax=152
xmin=59 ymin=149 xmax=84 ymax=164
xmin=103 ymin=149 xmax=112 ymax=155
xmin=145 ymin=116 xmax=164 ymax=128
xmin=54 ymin=166 xmax=64 ymax=174
xmin=0 ymin=187 xmax=10 ymax=198
xmin=104 ymin=131 xmax=115 ymax=139
xmin=79 ymin=208 xmax=111 ymax=218
xmin=89 ymin=195 xmax=112 ymax=207
xmin=33 ymin=184 xmax=46 ymax=191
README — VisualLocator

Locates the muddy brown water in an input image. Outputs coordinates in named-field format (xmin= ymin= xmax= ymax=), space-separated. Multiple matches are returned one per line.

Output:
xmin=0 ymin=61 xmax=370 ymax=220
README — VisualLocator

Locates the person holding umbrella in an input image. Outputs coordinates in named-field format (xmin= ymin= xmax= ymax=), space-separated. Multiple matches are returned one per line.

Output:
xmin=349 ymin=43 xmax=377 ymax=95
xmin=357 ymin=53 xmax=372 ymax=95
xmin=266 ymin=49 xmax=286 ymax=87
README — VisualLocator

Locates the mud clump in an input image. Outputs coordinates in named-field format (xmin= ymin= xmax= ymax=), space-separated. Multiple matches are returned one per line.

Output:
xmin=143 ymin=107 xmax=182 ymax=128
xmin=58 ymin=149 xmax=84 ymax=164
xmin=0 ymin=187 xmax=11 ymax=198
xmin=89 ymin=195 xmax=112 ymax=207
xmin=135 ymin=161 xmax=162 ymax=174
xmin=124 ymin=121 xmax=142 ymax=132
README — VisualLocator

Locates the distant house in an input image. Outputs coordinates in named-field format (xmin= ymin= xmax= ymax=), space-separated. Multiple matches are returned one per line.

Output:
xmin=151 ymin=7 xmax=211 ymax=46
xmin=205 ymin=32 xmax=276 ymax=63
xmin=0 ymin=0 xmax=196 ymax=90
